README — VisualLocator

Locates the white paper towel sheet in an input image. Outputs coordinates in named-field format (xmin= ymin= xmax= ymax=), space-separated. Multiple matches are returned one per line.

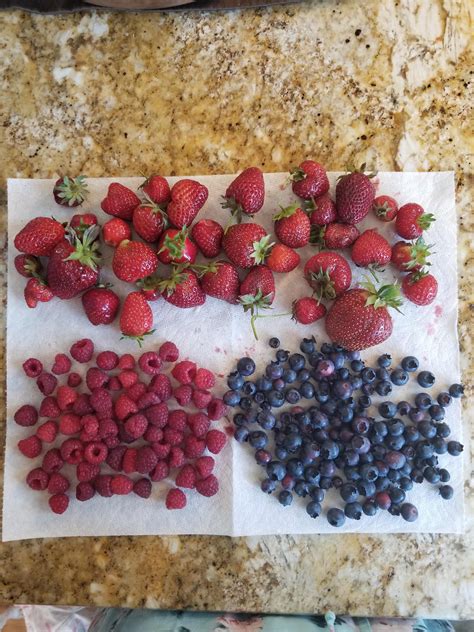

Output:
xmin=3 ymin=172 xmax=463 ymax=541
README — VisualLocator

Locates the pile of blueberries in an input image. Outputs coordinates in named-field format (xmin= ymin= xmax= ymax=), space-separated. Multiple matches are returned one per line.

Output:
xmin=225 ymin=337 xmax=464 ymax=528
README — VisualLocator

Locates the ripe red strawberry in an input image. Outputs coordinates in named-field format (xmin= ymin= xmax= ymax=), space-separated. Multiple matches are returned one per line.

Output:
xmin=274 ymin=205 xmax=311 ymax=249
xmin=159 ymin=266 xmax=206 ymax=308
xmin=157 ymin=228 xmax=198 ymax=265
xmin=402 ymin=270 xmax=438 ymax=305
xmin=290 ymin=160 xmax=329 ymax=200
xmin=373 ymin=195 xmax=398 ymax=221
xmin=81 ymin=286 xmax=120 ymax=325
xmin=222 ymin=167 xmax=265 ymax=220
xmin=101 ymin=183 xmax=140 ymax=220
xmin=239 ymin=266 xmax=275 ymax=339
xmin=391 ymin=238 xmax=431 ymax=272
xmin=200 ymin=261 xmax=240 ymax=304
xmin=266 ymin=243 xmax=300 ymax=273
xmin=191 ymin=219 xmax=224 ymax=258
xmin=222 ymin=223 xmax=268 ymax=269
xmin=139 ymin=174 xmax=171 ymax=206
xmin=24 ymin=278 xmax=54 ymax=308
xmin=14 ymin=254 xmax=42 ymax=278
xmin=304 ymin=252 xmax=352 ymax=300
xmin=70 ymin=213 xmax=98 ymax=237
xmin=292 ymin=297 xmax=326 ymax=324
xmin=53 ymin=176 xmax=88 ymax=207
xmin=120 ymin=291 xmax=154 ymax=344
xmin=336 ymin=167 xmax=376 ymax=224
xmin=314 ymin=223 xmax=360 ymax=249
xmin=395 ymin=203 xmax=435 ymax=239
xmin=133 ymin=200 xmax=167 ymax=243
xmin=102 ymin=218 xmax=131 ymax=247
xmin=167 ymin=179 xmax=208 ymax=228
xmin=137 ymin=275 xmax=162 ymax=302
xmin=113 ymin=240 xmax=158 ymax=282
xmin=351 ymin=229 xmax=392 ymax=267
xmin=14 ymin=217 xmax=65 ymax=256
xmin=306 ymin=193 xmax=337 ymax=226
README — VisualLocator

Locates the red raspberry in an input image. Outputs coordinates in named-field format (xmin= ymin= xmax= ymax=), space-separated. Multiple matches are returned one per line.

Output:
xmin=72 ymin=394 xmax=93 ymax=416
xmin=77 ymin=461 xmax=100 ymax=482
xmin=192 ymin=389 xmax=212 ymax=409
xmin=110 ymin=474 xmax=133 ymax=495
xmin=168 ymin=410 xmax=187 ymax=432
xmin=174 ymin=384 xmax=192 ymax=406
xmin=133 ymin=478 xmax=152 ymax=498
xmin=124 ymin=413 xmax=148 ymax=439
xmin=86 ymin=367 xmax=109 ymax=391
xmin=115 ymin=394 xmax=139 ymax=421
xmin=137 ymin=391 xmax=160 ymax=410
xmin=194 ymin=455 xmax=215 ymax=479
xmin=166 ymin=488 xmax=186 ymax=509
xmin=76 ymin=481 xmax=95 ymax=501
xmin=144 ymin=425 xmax=163 ymax=443
xmin=36 ymin=420 xmax=58 ymax=442
xmin=194 ymin=368 xmax=215 ymax=390
xmin=144 ymin=402 xmax=169 ymax=427
xmin=49 ymin=493 xmax=69 ymax=514
xmin=136 ymin=446 xmax=159 ymax=474
xmin=196 ymin=474 xmax=219 ymax=497
xmin=148 ymin=374 xmax=172 ymax=401
xmin=106 ymin=445 xmax=127 ymax=471
xmin=14 ymin=404 xmax=38 ymax=427
xmin=158 ymin=341 xmax=179 ymax=363
xmin=23 ymin=357 xmax=43 ymax=378
xmin=57 ymin=385 xmax=78 ymax=411
xmin=42 ymin=448 xmax=64 ymax=473
xmin=188 ymin=413 xmax=210 ymax=438
xmin=47 ymin=472 xmax=70 ymax=494
xmin=95 ymin=475 xmax=113 ymax=497
xmin=118 ymin=353 xmax=135 ymax=369
xmin=206 ymin=429 xmax=226 ymax=454
xmin=104 ymin=435 xmax=120 ymax=449
xmin=39 ymin=396 xmax=61 ymax=418
xmin=96 ymin=350 xmax=119 ymax=371
xmin=81 ymin=430 xmax=98 ymax=443
xmin=125 ymin=382 xmax=147 ymax=402
xmin=70 ymin=338 xmax=94 ymax=363
xmin=98 ymin=418 xmax=118 ymax=439
xmin=122 ymin=448 xmax=138 ymax=473
xmin=139 ymin=351 xmax=162 ymax=375
xmin=183 ymin=436 xmax=205 ymax=459
xmin=81 ymin=414 xmax=99 ymax=436
xmin=51 ymin=353 xmax=71 ymax=375
xmin=107 ymin=376 xmax=122 ymax=391
xmin=118 ymin=370 xmax=138 ymax=389
xmin=67 ymin=372 xmax=82 ymax=387
xmin=207 ymin=398 xmax=228 ymax=421
xmin=90 ymin=388 xmax=113 ymax=416
xmin=168 ymin=446 xmax=185 ymax=468
xmin=151 ymin=460 xmax=169 ymax=481
xmin=18 ymin=435 xmax=42 ymax=458
xmin=26 ymin=467 xmax=49 ymax=491
xmin=118 ymin=424 xmax=135 ymax=444
xmin=60 ymin=438 xmax=83 ymax=464
xmin=36 ymin=372 xmax=58 ymax=396
xmin=59 ymin=413 xmax=81 ymax=435
xmin=84 ymin=441 xmax=108 ymax=464
xmin=151 ymin=442 xmax=171 ymax=459
xmin=163 ymin=428 xmax=184 ymax=446
xmin=172 ymin=360 xmax=196 ymax=385
xmin=175 ymin=464 xmax=196 ymax=489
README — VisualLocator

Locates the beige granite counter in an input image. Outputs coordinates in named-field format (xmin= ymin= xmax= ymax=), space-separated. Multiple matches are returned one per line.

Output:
xmin=0 ymin=0 xmax=473 ymax=618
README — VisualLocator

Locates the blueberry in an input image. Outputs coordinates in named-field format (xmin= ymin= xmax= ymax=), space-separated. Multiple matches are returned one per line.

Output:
xmin=299 ymin=382 xmax=315 ymax=399
xmin=439 ymin=469 xmax=450 ymax=483
xmin=310 ymin=410 xmax=329 ymax=430
xmin=362 ymin=500 xmax=378 ymax=516
xmin=373 ymin=421 xmax=388 ymax=437
xmin=327 ymin=507 xmax=346 ymax=527
xmin=415 ymin=393 xmax=433 ymax=410
xmin=375 ymin=380 xmax=393 ymax=396
xmin=253 ymin=392 xmax=266 ymax=405
xmin=272 ymin=379 xmax=285 ymax=392
xmin=351 ymin=435 xmax=371 ymax=454
xmin=339 ymin=405 xmax=354 ymax=423
xmin=297 ymin=368 xmax=311 ymax=382
xmin=233 ymin=413 xmax=246 ymax=427
xmin=275 ymin=447 xmax=288 ymax=460
xmin=417 ymin=371 xmax=435 ymax=388
xmin=282 ymin=369 xmax=297 ymax=384
xmin=339 ymin=482 xmax=358 ymax=504
xmin=399 ymin=476 xmax=413 ymax=491
xmin=344 ymin=466 xmax=361 ymax=481
xmin=359 ymin=463 xmax=378 ymax=482
xmin=362 ymin=383 xmax=375 ymax=396
xmin=319 ymin=476 xmax=333 ymax=490
xmin=449 ymin=383 xmax=464 ymax=398
xmin=234 ymin=426 xmax=250 ymax=442
xmin=375 ymin=477 xmax=390 ymax=492
xmin=317 ymin=359 xmax=335 ymax=377
xmin=310 ymin=487 xmax=325 ymax=503
xmin=376 ymin=368 xmax=390 ymax=381
xmin=410 ymin=468 xmax=424 ymax=484
xmin=387 ymin=419 xmax=405 ymax=437
xmin=289 ymin=353 xmax=305 ymax=371
xmin=404 ymin=427 xmax=420 ymax=444
xmin=284 ymin=432 xmax=303 ymax=452
xmin=345 ymin=501 xmax=363 ymax=520
xmin=321 ymin=342 xmax=334 ymax=354
xmin=359 ymin=452 xmax=374 ymax=464
xmin=436 ymin=422 xmax=451 ymax=438
xmin=306 ymin=501 xmax=322 ymax=518
xmin=439 ymin=484 xmax=454 ymax=500
xmin=278 ymin=490 xmax=293 ymax=506
xmin=358 ymin=480 xmax=376 ymax=497
xmin=261 ymin=478 xmax=276 ymax=493
xmin=286 ymin=458 xmax=304 ymax=478
xmin=314 ymin=429 xmax=329 ymax=443
xmin=387 ymin=469 xmax=401 ymax=483
xmin=388 ymin=504 xmax=402 ymax=516
xmin=294 ymin=480 xmax=309 ymax=497
xmin=295 ymin=411 xmax=311 ymax=428
xmin=333 ymin=380 xmax=353 ymax=400
xmin=390 ymin=369 xmax=409 ymax=386
xmin=237 ymin=357 xmax=256 ymax=376
xmin=321 ymin=440 xmax=339 ymax=460
xmin=397 ymin=401 xmax=411 ymax=416
xmin=371 ymin=434 xmax=385 ymax=447
xmin=269 ymin=337 xmax=280 ymax=348
xmin=401 ymin=356 xmax=419 ymax=372
xmin=351 ymin=376 xmax=363 ymax=390
xmin=361 ymin=368 xmax=376 ymax=383
xmin=304 ymin=466 xmax=320 ymax=485
xmin=265 ymin=461 xmax=285 ymax=481
xmin=332 ymin=476 xmax=343 ymax=489
xmin=447 ymin=441 xmax=463 ymax=456
xmin=379 ymin=401 xmax=397 ymax=419
xmin=223 ymin=390 xmax=241 ymax=406
xmin=347 ymin=350 xmax=361 ymax=361
xmin=428 ymin=404 xmax=445 ymax=421
xmin=242 ymin=382 xmax=257 ymax=396
xmin=389 ymin=486 xmax=406 ymax=504
xmin=375 ymin=491 xmax=391 ymax=510
xmin=437 ymin=392 xmax=452 ymax=407
xmin=337 ymin=367 xmax=350 ymax=380
xmin=418 ymin=421 xmax=436 ymax=439
xmin=248 ymin=431 xmax=268 ymax=449
xmin=267 ymin=390 xmax=285 ymax=408
xmin=374 ymin=459 xmax=389 ymax=476
xmin=314 ymin=384 xmax=330 ymax=403
xmin=285 ymin=389 xmax=301 ymax=404
xmin=300 ymin=337 xmax=316 ymax=354
xmin=401 ymin=503 xmax=418 ymax=522
xmin=256 ymin=411 xmax=275 ymax=430
xmin=344 ymin=450 xmax=360 ymax=466
xmin=409 ymin=408 xmax=426 ymax=423
xmin=423 ymin=466 xmax=440 ymax=484
xmin=320 ymin=460 xmax=336 ymax=477
xmin=239 ymin=397 xmax=252 ymax=411
xmin=276 ymin=349 xmax=289 ymax=363
xmin=321 ymin=400 xmax=338 ymax=415
xmin=227 ymin=372 xmax=245 ymax=390
xmin=266 ymin=363 xmax=283 ymax=380
xmin=280 ymin=474 xmax=295 ymax=490
xmin=351 ymin=360 xmax=365 ymax=373
xmin=385 ymin=451 xmax=406 ymax=470
xmin=308 ymin=352 xmax=324 ymax=367
xmin=351 ymin=416 xmax=369 ymax=435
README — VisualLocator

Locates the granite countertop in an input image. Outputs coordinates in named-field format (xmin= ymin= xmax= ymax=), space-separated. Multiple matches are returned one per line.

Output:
xmin=0 ymin=0 xmax=473 ymax=619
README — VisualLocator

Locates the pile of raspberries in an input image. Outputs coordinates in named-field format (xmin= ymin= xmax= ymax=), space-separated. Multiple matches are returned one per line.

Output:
xmin=15 ymin=338 xmax=228 ymax=514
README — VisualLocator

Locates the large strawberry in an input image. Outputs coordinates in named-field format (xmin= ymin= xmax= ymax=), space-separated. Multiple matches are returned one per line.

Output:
xmin=81 ymin=286 xmax=120 ymax=325
xmin=112 ymin=240 xmax=159 ymax=283
xmin=24 ymin=278 xmax=54 ymax=308
xmin=14 ymin=217 xmax=65 ymax=256
xmin=157 ymin=228 xmax=198 ymax=265
xmin=325 ymin=281 xmax=403 ymax=350
xmin=292 ymin=297 xmax=326 ymax=325
xmin=402 ymin=270 xmax=438 ymax=306
xmin=336 ymin=167 xmax=376 ymax=224
xmin=191 ymin=219 xmax=224 ymax=258
xmin=312 ymin=223 xmax=360 ymax=249
xmin=351 ymin=229 xmax=392 ymax=267
xmin=238 ymin=266 xmax=275 ymax=339
xmin=133 ymin=200 xmax=167 ymax=243
xmin=306 ymin=194 xmax=337 ymax=226
xmin=222 ymin=223 xmax=268 ymax=269
xmin=274 ymin=205 xmax=311 ymax=249
xmin=304 ymin=252 xmax=352 ymax=300
xmin=101 ymin=183 xmax=140 ymax=220
xmin=53 ymin=176 xmax=88 ymax=207
xmin=167 ymin=179 xmax=208 ymax=229
xmin=222 ymin=167 xmax=265 ymax=221
xmin=139 ymin=174 xmax=171 ymax=206
xmin=395 ymin=203 xmax=435 ymax=239
xmin=199 ymin=261 xmax=240 ymax=304
xmin=290 ymin=161 xmax=329 ymax=200
xmin=120 ymin=291 xmax=154 ymax=345
xmin=266 ymin=243 xmax=300 ymax=273
xmin=159 ymin=266 xmax=206 ymax=308
xmin=391 ymin=238 xmax=431 ymax=272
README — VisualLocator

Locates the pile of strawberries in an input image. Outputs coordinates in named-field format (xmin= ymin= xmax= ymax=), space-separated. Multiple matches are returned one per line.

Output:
xmin=15 ymin=338 xmax=228 ymax=514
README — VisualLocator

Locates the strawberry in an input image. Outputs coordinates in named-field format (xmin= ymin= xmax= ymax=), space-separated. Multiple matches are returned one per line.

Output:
xmin=289 ymin=161 xmax=329 ymax=200
xmin=137 ymin=275 xmax=162 ymax=302
xmin=313 ymin=223 xmax=360 ymax=249
xmin=133 ymin=199 xmax=167 ymax=243
xmin=222 ymin=167 xmax=265 ymax=221
xmin=102 ymin=218 xmax=131 ymax=247
xmin=304 ymin=252 xmax=352 ymax=300
xmin=402 ymin=270 xmax=438 ymax=306
xmin=14 ymin=254 xmax=42 ymax=278
xmin=199 ymin=261 xmax=240 ymax=304
xmin=101 ymin=183 xmax=140 ymax=220
xmin=292 ymin=297 xmax=326 ymax=324
xmin=70 ymin=213 xmax=98 ymax=237
xmin=159 ymin=266 xmax=206 ymax=308
xmin=266 ymin=243 xmax=300 ymax=273
xmin=372 ymin=195 xmax=398 ymax=222
xmin=157 ymin=228 xmax=198 ymax=265
xmin=53 ymin=176 xmax=88 ymax=207
xmin=222 ymin=223 xmax=268 ymax=269
xmin=46 ymin=227 xmax=101 ymax=299
xmin=14 ymin=217 xmax=65 ymax=256
xmin=305 ymin=193 xmax=337 ymax=226
xmin=395 ymin=203 xmax=435 ymax=239
xmin=274 ymin=205 xmax=311 ymax=248
xmin=81 ymin=286 xmax=120 ymax=325
xmin=336 ymin=167 xmax=376 ymax=224
xmin=113 ymin=240 xmax=158 ymax=283
xmin=239 ymin=265 xmax=275 ymax=339
xmin=391 ymin=238 xmax=432 ymax=272
xmin=191 ymin=219 xmax=224 ymax=258
xmin=120 ymin=291 xmax=154 ymax=344
xmin=24 ymin=278 xmax=54 ymax=308
xmin=325 ymin=280 xmax=403 ymax=350
xmin=167 ymin=179 xmax=208 ymax=228
xmin=351 ymin=229 xmax=392 ymax=268
xmin=139 ymin=174 xmax=171 ymax=206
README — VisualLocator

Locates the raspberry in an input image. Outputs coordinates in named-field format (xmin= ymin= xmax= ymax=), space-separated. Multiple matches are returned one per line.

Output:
xmin=163 ymin=428 xmax=184 ymax=446
xmin=77 ymin=461 xmax=100 ymax=482
xmin=194 ymin=455 xmax=215 ymax=479
xmin=118 ymin=370 xmax=138 ymax=389
xmin=37 ymin=372 xmax=58 ymax=396
xmin=86 ymin=367 xmax=109 ymax=391
xmin=192 ymin=389 xmax=212 ymax=409
xmin=158 ymin=341 xmax=179 ymax=363
xmin=81 ymin=414 xmax=99 ymax=436
xmin=174 ymin=385 xmax=192 ymax=406
xmin=137 ymin=391 xmax=160 ymax=410
xmin=150 ymin=460 xmax=169 ymax=481
xmin=115 ymin=394 xmax=139 ymax=421
xmin=125 ymin=382 xmax=147 ymax=402
xmin=138 ymin=351 xmax=162 ymax=375
xmin=206 ymin=429 xmax=227 ymax=454
xmin=166 ymin=488 xmax=186 ymax=509
xmin=133 ymin=478 xmax=152 ymax=498
xmin=118 ymin=353 xmax=135 ymax=369
xmin=76 ymin=481 xmax=95 ymax=501
xmin=172 ymin=360 xmax=196 ymax=385
xmin=90 ymin=388 xmax=113 ymax=416
xmin=122 ymin=448 xmax=138 ymax=473
xmin=60 ymin=438 xmax=83 ymax=464
xmin=168 ymin=410 xmax=187 ymax=432
xmin=188 ymin=412 xmax=210 ymax=438
xmin=196 ymin=474 xmax=219 ymax=497
xmin=104 ymin=435 xmax=120 ymax=449
xmin=144 ymin=425 xmax=163 ymax=443
xmin=98 ymin=418 xmax=118 ymax=439
xmin=72 ymin=394 xmax=93 ymax=416
xmin=47 ymin=472 xmax=70 ymax=494
xmin=42 ymin=448 xmax=64 ymax=473
xmin=96 ymin=350 xmax=119 ymax=371
xmin=67 ymin=372 xmax=82 ymax=387
xmin=124 ymin=413 xmax=148 ymax=439
xmin=118 ymin=424 xmax=135 ymax=444
xmin=23 ymin=357 xmax=43 ymax=378
xmin=168 ymin=446 xmax=185 ymax=468
xmin=106 ymin=445 xmax=127 ymax=471
xmin=175 ymin=464 xmax=196 ymax=489
xmin=14 ymin=404 xmax=38 ymax=427
xmin=148 ymin=374 xmax=172 ymax=401
xmin=18 ymin=435 xmax=42 ymax=458
xmin=26 ymin=467 xmax=49 ymax=491
xmin=207 ymin=398 xmax=228 ymax=421
xmin=84 ymin=441 xmax=108 ymax=464
xmin=151 ymin=442 xmax=171 ymax=459
xmin=95 ymin=475 xmax=113 ymax=497
xmin=110 ymin=474 xmax=133 ymax=495
xmin=183 ymin=436 xmax=205 ymax=459
xmin=136 ymin=446 xmax=159 ymax=474
xmin=144 ymin=402 xmax=169 ymax=428
xmin=39 ymin=396 xmax=61 ymax=418
xmin=51 ymin=353 xmax=71 ymax=375
xmin=194 ymin=368 xmax=215 ymax=390
xmin=59 ymin=413 xmax=81 ymax=435
xmin=49 ymin=493 xmax=69 ymax=514
xmin=36 ymin=420 xmax=58 ymax=443
xmin=107 ymin=376 xmax=122 ymax=391
xmin=57 ymin=385 xmax=78 ymax=411
xmin=70 ymin=338 xmax=94 ymax=363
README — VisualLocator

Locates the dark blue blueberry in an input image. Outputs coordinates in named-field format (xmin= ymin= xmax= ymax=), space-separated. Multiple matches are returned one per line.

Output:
xmin=281 ymin=474 xmax=295 ymax=490
xmin=362 ymin=383 xmax=375 ymax=396
xmin=321 ymin=440 xmax=339 ymax=460
xmin=415 ymin=392 xmax=432 ymax=410
xmin=278 ymin=490 xmax=293 ymax=506
xmin=404 ymin=428 xmax=420 ymax=446
xmin=310 ymin=487 xmax=325 ymax=503
xmin=242 ymin=381 xmax=257 ymax=396
xmin=377 ymin=353 xmax=392 ymax=368
xmin=248 ymin=431 xmax=268 ymax=449
xmin=449 ymin=383 xmax=464 ymax=398
xmin=289 ymin=353 xmax=305 ymax=371
xmin=314 ymin=384 xmax=330 ymax=403
xmin=439 ymin=469 xmax=450 ymax=482
xmin=389 ymin=486 xmax=406 ymax=504
xmin=297 ymin=368 xmax=311 ymax=382
xmin=416 ymin=441 xmax=434 ymax=459
xmin=344 ymin=466 xmax=361 ymax=481
xmin=373 ymin=421 xmax=388 ymax=437
xmin=332 ymin=476 xmax=343 ymax=489
xmin=401 ymin=446 xmax=416 ymax=462
xmin=385 ymin=450 xmax=406 ymax=470
xmin=327 ymin=507 xmax=346 ymax=527
xmin=319 ymin=476 xmax=333 ymax=490
xmin=276 ymin=349 xmax=289 ymax=363
xmin=282 ymin=368 xmax=297 ymax=384
xmin=358 ymin=395 xmax=372 ymax=409
xmin=321 ymin=342 xmax=334 ymax=354
xmin=253 ymin=392 xmax=266 ymax=405
xmin=401 ymin=503 xmax=418 ymax=522
xmin=361 ymin=368 xmax=376 ymax=383
xmin=417 ymin=371 xmax=435 ymax=388
xmin=409 ymin=407 xmax=426 ymax=423
xmin=339 ymin=405 xmax=354 ymax=423
xmin=387 ymin=419 xmax=405 ymax=437
xmin=239 ymin=397 xmax=252 ymax=411
xmin=295 ymin=411 xmax=311 ymax=427
xmin=260 ymin=478 xmax=276 ymax=494
xmin=227 ymin=371 xmax=245 ymax=390
xmin=275 ymin=446 xmax=289 ymax=461
xmin=359 ymin=452 xmax=374 ymax=464
xmin=329 ymin=352 xmax=345 ymax=370
xmin=313 ymin=429 xmax=329 ymax=443
xmin=344 ymin=449 xmax=360 ymax=466
xmin=223 ymin=390 xmax=241 ymax=406
xmin=286 ymin=458 xmax=304 ymax=478
xmin=267 ymin=390 xmax=285 ymax=408
xmin=294 ymin=480 xmax=309 ymax=497
xmin=302 ymin=443 xmax=320 ymax=465
xmin=299 ymin=382 xmax=315 ymax=399
xmin=439 ymin=485 xmax=454 ymax=500
xmin=266 ymin=363 xmax=283 ymax=380
xmin=425 ymin=455 xmax=439 ymax=468
xmin=375 ymin=380 xmax=393 ymax=396
xmin=321 ymin=400 xmax=338 ymax=415
xmin=237 ymin=357 xmax=256 ymax=376
xmin=257 ymin=411 xmax=276 ymax=430
xmin=320 ymin=460 xmax=336 ymax=477
xmin=300 ymin=336 xmax=316 ymax=354
xmin=447 ymin=441 xmax=463 ymax=456
xmin=362 ymin=500 xmax=378 ymax=516
xmin=397 ymin=401 xmax=411 ymax=416
xmin=375 ymin=476 xmax=390 ymax=492
xmin=344 ymin=502 xmax=363 ymax=520
xmin=399 ymin=476 xmax=413 ymax=491
xmin=437 ymin=392 xmax=452 ymax=407
xmin=388 ymin=504 xmax=402 ymax=516
xmin=390 ymin=369 xmax=409 ymax=386
xmin=310 ymin=410 xmax=329 ymax=430
xmin=358 ymin=480 xmax=376 ymax=497
xmin=371 ymin=433 xmax=385 ymax=446
xmin=428 ymin=404 xmax=445 ymax=421
xmin=269 ymin=337 xmax=280 ymax=348
xmin=255 ymin=449 xmax=272 ymax=465
xmin=374 ymin=457 xmax=389 ymax=475
xmin=233 ymin=413 xmax=246 ymax=426
xmin=337 ymin=367 xmax=350 ymax=380
xmin=410 ymin=468 xmax=424 ymax=483
xmin=339 ymin=429 xmax=354 ymax=444
xmin=401 ymin=355 xmax=419 ymax=372
xmin=387 ymin=469 xmax=401 ymax=483
xmin=304 ymin=466 xmax=320 ymax=485
xmin=308 ymin=351 xmax=324 ymax=367
xmin=351 ymin=360 xmax=365 ymax=373
xmin=379 ymin=401 xmax=397 ymax=419
xmin=359 ymin=463 xmax=379 ymax=482
xmin=266 ymin=461 xmax=286 ymax=481
xmin=351 ymin=435 xmax=371 ymax=454
xmin=351 ymin=376 xmax=363 ymax=390
xmin=418 ymin=421 xmax=436 ymax=439
xmin=340 ymin=482 xmax=359 ymax=503
xmin=285 ymin=389 xmax=301 ymax=404
xmin=436 ymin=422 xmax=451 ymax=438
xmin=423 ymin=466 xmax=440 ymax=484
xmin=332 ymin=380 xmax=353 ymax=400
xmin=272 ymin=379 xmax=285 ymax=392
xmin=234 ymin=426 xmax=250 ymax=442
xmin=306 ymin=501 xmax=322 ymax=518
xmin=347 ymin=350 xmax=361 ymax=361
xmin=284 ymin=432 xmax=303 ymax=452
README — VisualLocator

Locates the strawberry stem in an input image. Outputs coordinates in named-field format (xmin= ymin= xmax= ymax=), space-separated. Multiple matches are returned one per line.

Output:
xmin=120 ymin=330 xmax=155 ymax=347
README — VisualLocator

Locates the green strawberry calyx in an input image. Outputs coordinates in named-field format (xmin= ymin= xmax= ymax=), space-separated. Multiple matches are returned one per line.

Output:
xmin=137 ymin=274 xmax=163 ymax=292
xmin=65 ymin=225 xmax=101 ymax=271
xmin=22 ymin=255 xmax=43 ymax=280
xmin=307 ymin=267 xmax=336 ymax=301
xmin=405 ymin=267 xmax=430 ymax=284
xmin=288 ymin=167 xmax=307 ymax=183
xmin=273 ymin=204 xmax=300 ymax=221
xmin=139 ymin=193 xmax=169 ymax=225
xmin=337 ymin=163 xmax=377 ymax=181
xmin=54 ymin=176 xmax=88 ymax=206
xmin=405 ymin=237 xmax=433 ymax=270
xmin=120 ymin=329 xmax=155 ymax=348
xmin=238 ymin=289 xmax=274 ymax=340
xmin=417 ymin=213 xmax=436 ymax=230
xmin=303 ymin=197 xmax=318 ymax=213
xmin=158 ymin=227 xmax=188 ymax=259
xmin=373 ymin=201 xmax=393 ymax=218
xmin=251 ymin=235 xmax=275 ymax=265
xmin=309 ymin=225 xmax=327 ymax=250
xmin=221 ymin=195 xmax=245 ymax=224
xmin=190 ymin=261 xmax=220 ymax=278
xmin=361 ymin=279 xmax=403 ymax=313
xmin=157 ymin=263 xmax=188 ymax=298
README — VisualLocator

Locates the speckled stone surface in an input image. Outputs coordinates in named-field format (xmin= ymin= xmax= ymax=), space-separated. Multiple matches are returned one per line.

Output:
xmin=0 ymin=0 xmax=473 ymax=618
